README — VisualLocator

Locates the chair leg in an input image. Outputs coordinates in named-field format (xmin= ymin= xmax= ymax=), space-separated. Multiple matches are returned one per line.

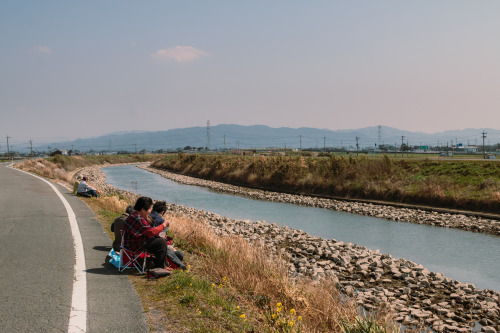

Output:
xmin=118 ymin=249 xmax=147 ymax=274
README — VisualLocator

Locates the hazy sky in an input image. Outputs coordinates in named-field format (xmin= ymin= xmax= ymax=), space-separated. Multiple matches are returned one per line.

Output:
xmin=1 ymin=1 xmax=499 ymax=147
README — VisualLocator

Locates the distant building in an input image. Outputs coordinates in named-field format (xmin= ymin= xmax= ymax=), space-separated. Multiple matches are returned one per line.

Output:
xmin=457 ymin=146 xmax=477 ymax=153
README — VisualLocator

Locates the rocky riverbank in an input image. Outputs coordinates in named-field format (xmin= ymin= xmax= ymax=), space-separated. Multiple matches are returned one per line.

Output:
xmin=82 ymin=164 xmax=499 ymax=332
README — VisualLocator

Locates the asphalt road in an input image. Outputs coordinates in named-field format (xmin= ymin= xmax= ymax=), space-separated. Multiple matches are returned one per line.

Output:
xmin=0 ymin=162 xmax=149 ymax=332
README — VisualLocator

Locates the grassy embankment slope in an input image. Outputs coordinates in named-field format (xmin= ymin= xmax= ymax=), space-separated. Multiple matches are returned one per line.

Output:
xmin=16 ymin=155 xmax=397 ymax=332
xmin=151 ymin=153 xmax=500 ymax=214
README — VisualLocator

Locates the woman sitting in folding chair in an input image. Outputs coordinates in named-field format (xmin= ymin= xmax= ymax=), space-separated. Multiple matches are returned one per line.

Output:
xmin=122 ymin=196 xmax=170 ymax=270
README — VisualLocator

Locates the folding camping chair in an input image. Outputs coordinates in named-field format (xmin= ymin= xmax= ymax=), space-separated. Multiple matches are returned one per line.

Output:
xmin=118 ymin=231 xmax=148 ymax=274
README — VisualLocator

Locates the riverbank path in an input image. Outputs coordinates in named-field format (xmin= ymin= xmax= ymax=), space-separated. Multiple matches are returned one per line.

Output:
xmin=0 ymin=162 xmax=149 ymax=332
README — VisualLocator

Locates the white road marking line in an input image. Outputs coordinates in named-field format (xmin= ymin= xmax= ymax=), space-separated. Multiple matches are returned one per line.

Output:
xmin=9 ymin=165 xmax=87 ymax=332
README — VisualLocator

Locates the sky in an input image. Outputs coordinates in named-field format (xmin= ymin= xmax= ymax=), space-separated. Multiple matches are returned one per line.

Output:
xmin=1 ymin=1 xmax=500 ymax=149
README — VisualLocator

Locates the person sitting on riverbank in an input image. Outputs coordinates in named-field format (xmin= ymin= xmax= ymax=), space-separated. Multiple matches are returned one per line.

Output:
xmin=149 ymin=200 xmax=186 ymax=270
xmin=77 ymin=176 xmax=99 ymax=198
xmin=122 ymin=197 xmax=170 ymax=269
xmin=111 ymin=205 xmax=134 ymax=253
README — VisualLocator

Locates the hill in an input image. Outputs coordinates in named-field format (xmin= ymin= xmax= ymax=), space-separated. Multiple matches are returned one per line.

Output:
xmin=35 ymin=125 xmax=499 ymax=153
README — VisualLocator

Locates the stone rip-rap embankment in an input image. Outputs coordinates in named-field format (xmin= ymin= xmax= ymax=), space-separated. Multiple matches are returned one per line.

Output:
xmin=82 ymin=164 xmax=500 ymax=333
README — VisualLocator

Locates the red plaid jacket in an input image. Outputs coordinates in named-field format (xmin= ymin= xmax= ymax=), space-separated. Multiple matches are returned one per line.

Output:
xmin=122 ymin=212 xmax=163 ymax=252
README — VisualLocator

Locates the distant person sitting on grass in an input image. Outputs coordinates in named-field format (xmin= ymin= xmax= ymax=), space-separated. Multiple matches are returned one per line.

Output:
xmin=122 ymin=197 xmax=170 ymax=270
xmin=77 ymin=176 xmax=99 ymax=198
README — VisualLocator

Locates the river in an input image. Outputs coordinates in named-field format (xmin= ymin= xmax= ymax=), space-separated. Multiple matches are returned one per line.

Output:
xmin=103 ymin=165 xmax=500 ymax=291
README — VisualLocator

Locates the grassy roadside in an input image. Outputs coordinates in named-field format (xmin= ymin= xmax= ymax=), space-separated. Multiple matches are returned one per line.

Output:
xmin=14 ymin=155 xmax=406 ymax=332
xmin=85 ymin=195 xmax=398 ymax=332
xmin=14 ymin=156 xmax=399 ymax=332
xmin=151 ymin=153 xmax=500 ymax=214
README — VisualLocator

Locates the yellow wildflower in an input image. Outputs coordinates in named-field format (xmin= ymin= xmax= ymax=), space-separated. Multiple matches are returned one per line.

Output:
xmin=290 ymin=309 xmax=296 ymax=315
xmin=288 ymin=320 xmax=294 ymax=327
xmin=240 ymin=314 xmax=246 ymax=319
xmin=298 ymin=316 xmax=302 ymax=321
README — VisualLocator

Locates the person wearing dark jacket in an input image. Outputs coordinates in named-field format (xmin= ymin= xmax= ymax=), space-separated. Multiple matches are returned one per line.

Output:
xmin=150 ymin=200 xmax=186 ymax=270
xmin=111 ymin=205 xmax=134 ymax=252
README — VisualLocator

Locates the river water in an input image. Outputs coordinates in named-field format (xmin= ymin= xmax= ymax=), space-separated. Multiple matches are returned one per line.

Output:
xmin=103 ymin=165 xmax=500 ymax=291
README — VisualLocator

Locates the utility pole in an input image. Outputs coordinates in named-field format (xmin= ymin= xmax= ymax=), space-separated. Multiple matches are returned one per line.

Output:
xmin=299 ymin=135 xmax=302 ymax=150
xmin=378 ymin=125 xmax=382 ymax=150
xmin=482 ymin=131 xmax=487 ymax=159
xmin=401 ymin=136 xmax=405 ymax=157
xmin=6 ymin=136 xmax=10 ymax=157
xmin=323 ymin=137 xmax=326 ymax=151
xmin=223 ymin=135 xmax=226 ymax=150
xmin=30 ymin=140 xmax=33 ymax=156
xmin=355 ymin=136 xmax=359 ymax=156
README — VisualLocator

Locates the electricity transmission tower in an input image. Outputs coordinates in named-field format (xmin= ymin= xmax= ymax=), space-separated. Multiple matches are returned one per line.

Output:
xmin=206 ymin=120 xmax=211 ymax=151
xmin=482 ymin=131 xmax=487 ymax=159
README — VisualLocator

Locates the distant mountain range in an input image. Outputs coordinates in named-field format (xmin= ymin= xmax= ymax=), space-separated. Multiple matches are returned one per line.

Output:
xmin=32 ymin=125 xmax=500 ymax=153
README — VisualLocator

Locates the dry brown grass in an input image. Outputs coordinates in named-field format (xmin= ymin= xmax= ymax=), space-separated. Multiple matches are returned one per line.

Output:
xmin=97 ymin=196 xmax=129 ymax=214
xmin=17 ymin=158 xmax=74 ymax=183
xmin=153 ymin=154 xmax=500 ymax=213
xmin=168 ymin=213 xmax=397 ymax=332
